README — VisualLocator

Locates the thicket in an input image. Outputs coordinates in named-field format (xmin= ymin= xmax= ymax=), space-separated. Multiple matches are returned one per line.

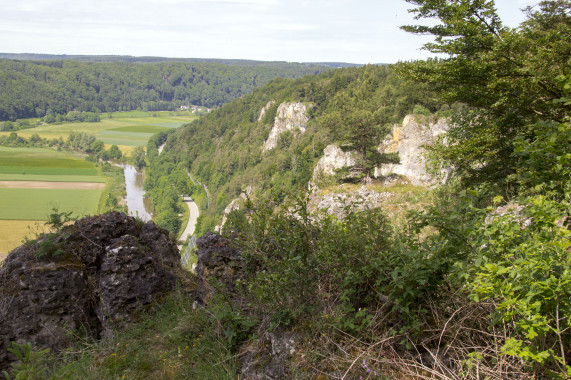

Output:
xmin=0 ymin=59 xmax=332 ymax=121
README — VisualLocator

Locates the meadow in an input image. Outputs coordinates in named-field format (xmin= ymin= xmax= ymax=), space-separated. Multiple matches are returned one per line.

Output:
xmin=0 ymin=110 xmax=197 ymax=155
xmin=0 ymin=147 xmax=105 ymax=256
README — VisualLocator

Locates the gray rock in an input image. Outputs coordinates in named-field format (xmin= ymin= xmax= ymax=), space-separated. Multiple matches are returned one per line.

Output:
xmin=240 ymin=331 xmax=297 ymax=380
xmin=0 ymin=212 xmax=179 ymax=371
xmin=195 ymin=232 xmax=243 ymax=305
xmin=312 ymin=144 xmax=356 ymax=181
xmin=375 ymin=115 xmax=449 ymax=185
xmin=309 ymin=185 xmax=392 ymax=219
xmin=262 ymin=102 xmax=309 ymax=152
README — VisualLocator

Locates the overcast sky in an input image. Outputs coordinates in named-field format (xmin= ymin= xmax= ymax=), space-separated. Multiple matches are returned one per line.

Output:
xmin=0 ymin=0 xmax=538 ymax=64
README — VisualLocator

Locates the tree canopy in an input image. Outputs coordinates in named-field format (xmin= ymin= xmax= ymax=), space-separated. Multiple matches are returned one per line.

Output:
xmin=398 ymin=0 xmax=571 ymax=189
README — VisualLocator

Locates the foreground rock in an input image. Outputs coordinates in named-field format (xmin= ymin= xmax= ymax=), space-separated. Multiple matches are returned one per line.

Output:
xmin=0 ymin=212 xmax=179 ymax=371
xmin=195 ymin=232 xmax=296 ymax=378
xmin=195 ymin=232 xmax=243 ymax=304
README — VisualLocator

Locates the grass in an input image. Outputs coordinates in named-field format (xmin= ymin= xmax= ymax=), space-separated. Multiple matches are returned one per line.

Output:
xmin=109 ymin=125 xmax=172 ymax=134
xmin=0 ymin=220 xmax=48 ymax=255
xmin=0 ymin=147 xmax=98 ymax=176
xmin=1 ymin=111 xmax=198 ymax=153
xmin=16 ymin=289 xmax=239 ymax=379
xmin=0 ymin=188 xmax=102 ymax=220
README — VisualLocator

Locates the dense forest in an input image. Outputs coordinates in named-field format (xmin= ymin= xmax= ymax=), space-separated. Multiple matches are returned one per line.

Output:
xmin=144 ymin=64 xmax=439 ymax=233
xmin=0 ymin=59 xmax=332 ymax=121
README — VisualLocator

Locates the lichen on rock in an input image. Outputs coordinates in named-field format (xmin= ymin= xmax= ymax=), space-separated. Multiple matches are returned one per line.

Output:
xmin=0 ymin=212 xmax=180 ymax=371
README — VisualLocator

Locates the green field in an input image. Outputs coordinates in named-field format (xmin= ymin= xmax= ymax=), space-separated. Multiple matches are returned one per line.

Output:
xmin=0 ymin=111 xmax=198 ymax=153
xmin=109 ymin=125 xmax=172 ymax=133
xmin=0 ymin=147 xmax=98 ymax=176
xmin=0 ymin=188 xmax=102 ymax=220
xmin=0 ymin=147 xmax=107 ymax=254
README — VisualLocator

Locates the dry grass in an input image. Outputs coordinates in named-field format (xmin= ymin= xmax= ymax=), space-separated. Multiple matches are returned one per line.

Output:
xmin=0 ymin=220 xmax=48 ymax=255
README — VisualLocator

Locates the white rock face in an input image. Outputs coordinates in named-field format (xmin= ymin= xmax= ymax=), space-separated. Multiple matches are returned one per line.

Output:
xmin=262 ymin=102 xmax=309 ymax=152
xmin=215 ymin=186 xmax=254 ymax=233
xmin=312 ymin=144 xmax=356 ymax=180
xmin=375 ymin=115 xmax=449 ymax=186
xmin=258 ymin=101 xmax=276 ymax=122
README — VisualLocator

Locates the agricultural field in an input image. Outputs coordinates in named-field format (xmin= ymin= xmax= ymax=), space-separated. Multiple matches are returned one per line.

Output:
xmin=0 ymin=146 xmax=106 ymax=258
xmin=0 ymin=110 xmax=197 ymax=155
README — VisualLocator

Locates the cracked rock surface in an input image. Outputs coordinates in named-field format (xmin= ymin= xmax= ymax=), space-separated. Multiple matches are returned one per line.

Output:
xmin=0 ymin=212 xmax=179 ymax=371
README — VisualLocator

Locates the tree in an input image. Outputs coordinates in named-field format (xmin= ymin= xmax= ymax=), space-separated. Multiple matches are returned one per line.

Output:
xmin=90 ymin=140 xmax=104 ymax=154
xmin=108 ymin=145 xmax=122 ymax=160
xmin=324 ymin=66 xmax=399 ymax=183
xmin=398 ymin=0 xmax=571 ymax=188
xmin=132 ymin=146 xmax=146 ymax=170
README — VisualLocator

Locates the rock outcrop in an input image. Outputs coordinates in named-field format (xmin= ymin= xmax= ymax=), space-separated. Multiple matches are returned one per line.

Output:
xmin=214 ymin=186 xmax=254 ymax=233
xmin=258 ymin=100 xmax=276 ymax=122
xmin=262 ymin=102 xmax=310 ymax=152
xmin=309 ymin=185 xmax=392 ymax=219
xmin=312 ymin=144 xmax=356 ymax=181
xmin=0 ymin=212 xmax=179 ymax=371
xmin=195 ymin=232 xmax=243 ymax=305
xmin=240 ymin=331 xmax=298 ymax=380
xmin=375 ymin=115 xmax=449 ymax=185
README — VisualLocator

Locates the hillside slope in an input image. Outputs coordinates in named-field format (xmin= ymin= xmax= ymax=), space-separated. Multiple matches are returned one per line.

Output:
xmin=0 ymin=59 xmax=332 ymax=121
xmin=145 ymin=65 xmax=439 ymax=233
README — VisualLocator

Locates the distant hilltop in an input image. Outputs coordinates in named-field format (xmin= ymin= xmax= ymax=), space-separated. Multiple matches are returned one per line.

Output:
xmin=0 ymin=52 xmax=364 ymax=67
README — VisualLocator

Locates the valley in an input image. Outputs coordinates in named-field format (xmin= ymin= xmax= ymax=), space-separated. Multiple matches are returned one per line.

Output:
xmin=0 ymin=111 xmax=198 ymax=256
xmin=0 ymin=2 xmax=569 ymax=376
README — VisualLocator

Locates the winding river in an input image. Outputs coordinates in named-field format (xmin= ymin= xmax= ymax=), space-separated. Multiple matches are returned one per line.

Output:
xmin=122 ymin=164 xmax=153 ymax=222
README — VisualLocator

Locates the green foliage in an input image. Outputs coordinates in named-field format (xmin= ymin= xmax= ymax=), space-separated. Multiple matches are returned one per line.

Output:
xmin=107 ymin=145 xmax=122 ymax=160
xmin=132 ymin=146 xmax=146 ymax=170
xmin=465 ymin=196 xmax=570 ymax=370
xmin=45 ymin=206 xmax=74 ymax=231
xmin=399 ymin=0 xmax=571 ymax=189
xmin=233 ymin=194 xmax=400 ymax=334
xmin=0 ymin=59 xmax=332 ymax=121
xmin=2 ymin=341 xmax=53 ymax=380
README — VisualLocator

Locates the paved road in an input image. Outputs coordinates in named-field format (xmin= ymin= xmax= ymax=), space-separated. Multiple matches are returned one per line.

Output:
xmin=178 ymin=196 xmax=199 ymax=246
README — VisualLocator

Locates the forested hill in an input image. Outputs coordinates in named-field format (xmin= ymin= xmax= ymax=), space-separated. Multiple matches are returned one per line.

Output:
xmin=0 ymin=58 xmax=333 ymax=121
xmin=144 ymin=64 xmax=439 ymax=233
xmin=0 ymin=53 xmax=361 ymax=67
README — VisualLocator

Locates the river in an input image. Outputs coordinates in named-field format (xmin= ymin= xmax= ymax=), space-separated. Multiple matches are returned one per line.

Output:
xmin=122 ymin=164 xmax=153 ymax=222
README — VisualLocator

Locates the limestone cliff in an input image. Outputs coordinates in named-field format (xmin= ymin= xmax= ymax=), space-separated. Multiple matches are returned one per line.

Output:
xmin=312 ymin=144 xmax=356 ymax=181
xmin=214 ymin=186 xmax=254 ymax=233
xmin=375 ymin=115 xmax=449 ymax=185
xmin=262 ymin=102 xmax=309 ymax=152
xmin=257 ymin=100 xmax=276 ymax=122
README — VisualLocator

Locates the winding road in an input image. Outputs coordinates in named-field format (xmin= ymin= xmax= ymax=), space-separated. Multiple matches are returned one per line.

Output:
xmin=156 ymin=144 xmax=198 ymax=248
xmin=179 ymin=196 xmax=199 ymax=245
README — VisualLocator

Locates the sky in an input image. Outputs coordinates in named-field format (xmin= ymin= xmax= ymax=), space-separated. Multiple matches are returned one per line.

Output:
xmin=0 ymin=0 xmax=538 ymax=64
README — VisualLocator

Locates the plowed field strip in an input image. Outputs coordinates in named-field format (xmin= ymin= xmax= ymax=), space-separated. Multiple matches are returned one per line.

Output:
xmin=0 ymin=181 xmax=105 ymax=190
